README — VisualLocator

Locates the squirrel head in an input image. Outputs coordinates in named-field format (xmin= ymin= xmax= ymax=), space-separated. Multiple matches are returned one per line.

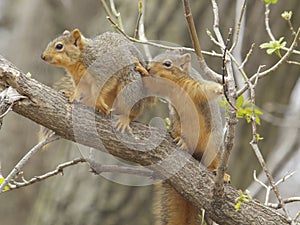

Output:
xmin=41 ymin=28 xmax=87 ymax=68
xmin=147 ymin=51 xmax=191 ymax=82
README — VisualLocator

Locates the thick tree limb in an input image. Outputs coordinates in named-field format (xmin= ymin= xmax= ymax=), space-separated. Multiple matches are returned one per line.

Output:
xmin=0 ymin=55 xmax=290 ymax=225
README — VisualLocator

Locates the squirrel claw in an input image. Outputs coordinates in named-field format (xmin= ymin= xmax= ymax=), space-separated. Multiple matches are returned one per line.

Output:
xmin=133 ymin=57 xmax=149 ymax=77
xmin=114 ymin=115 xmax=132 ymax=133
xmin=174 ymin=137 xmax=188 ymax=151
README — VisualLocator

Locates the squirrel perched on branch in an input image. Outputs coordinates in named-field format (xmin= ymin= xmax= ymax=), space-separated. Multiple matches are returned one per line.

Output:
xmin=41 ymin=28 xmax=229 ymax=225
xmin=41 ymin=28 xmax=155 ymax=133
xmin=135 ymin=50 xmax=230 ymax=225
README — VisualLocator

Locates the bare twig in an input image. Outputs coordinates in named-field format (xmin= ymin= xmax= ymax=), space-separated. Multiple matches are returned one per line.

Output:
xmin=86 ymin=158 xmax=154 ymax=177
xmin=133 ymin=0 xmax=143 ymax=39
xmin=230 ymin=0 xmax=247 ymax=52
xmin=239 ymin=43 xmax=255 ymax=70
xmin=222 ymin=28 xmax=237 ymax=111
xmin=6 ymin=158 xmax=86 ymax=191
xmin=268 ymin=197 xmax=300 ymax=209
xmin=210 ymin=0 xmax=225 ymax=47
xmin=100 ymin=0 xmax=114 ymax=24
xmin=105 ymin=15 xmax=223 ymax=58
xmin=182 ymin=0 xmax=203 ymax=60
xmin=264 ymin=4 xmax=276 ymax=41
xmin=182 ymin=0 xmax=222 ymax=82
xmin=206 ymin=29 xmax=223 ymax=48
xmin=109 ymin=0 xmax=124 ymax=30
xmin=254 ymin=170 xmax=299 ymax=210
xmin=135 ymin=0 xmax=152 ymax=60
xmin=0 ymin=134 xmax=60 ymax=193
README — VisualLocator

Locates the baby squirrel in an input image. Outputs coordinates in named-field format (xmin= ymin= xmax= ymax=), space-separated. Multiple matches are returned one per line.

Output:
xmin=42 ymin=28 xmax=151 ymax=132
xmin=135 ymin=50 xmax=228 ymax=225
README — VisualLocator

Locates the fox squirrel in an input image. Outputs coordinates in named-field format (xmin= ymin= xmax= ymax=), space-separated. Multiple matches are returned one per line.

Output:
xmin=135 ymin=50 xmax=228 ymax=225
xmin=41 ymin=28 xmax=152 ymax=132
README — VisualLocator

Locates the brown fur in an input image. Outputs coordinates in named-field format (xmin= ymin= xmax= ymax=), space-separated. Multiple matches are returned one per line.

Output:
xmin=136 ymin=51 xmax=228 ymax=224
xmin=42 ymin=28 xmax=154 ymax=132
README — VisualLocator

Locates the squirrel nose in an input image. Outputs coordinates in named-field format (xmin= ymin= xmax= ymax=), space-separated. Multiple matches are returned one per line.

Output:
xmin=41 ymin=54 xmax=46 ymax=60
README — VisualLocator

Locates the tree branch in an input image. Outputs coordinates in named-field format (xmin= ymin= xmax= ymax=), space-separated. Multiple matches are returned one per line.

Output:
xmin=0 ymin=55 xmax=291 ymax=225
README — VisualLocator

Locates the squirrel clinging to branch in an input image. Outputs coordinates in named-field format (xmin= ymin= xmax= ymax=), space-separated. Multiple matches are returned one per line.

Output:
xmin=136 ymin=50 xmax=229 ymax=225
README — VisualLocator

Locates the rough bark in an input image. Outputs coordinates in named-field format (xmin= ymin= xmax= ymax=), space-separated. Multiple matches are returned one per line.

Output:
xmin=0 ymin=55 xmax=290 ymax=225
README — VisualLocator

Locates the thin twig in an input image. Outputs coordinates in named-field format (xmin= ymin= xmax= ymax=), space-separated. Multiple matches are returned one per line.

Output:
xmin=268 ymin=197 xmax=300 ymax=209
xmin=222 ymin=28 xmax=237 ymax=111
xmin=86 ymin=158 xmax=154 ymax=177
xmin=6 ymin=158 xmax=86 ymax=191
xmin=100 ymin=0 xmax=114 ymax=24
xmin=211 ymin=0 xmax=225 ymax=47
xmin=264 ymin=4 xmax=276 ymax=41
xmin=230 ymin=0 xmax=247 ymax=52
xmin=135 ymin=0 xmax=152 ymax=60
xmin=109 ymin=0 xmax=124 ymax=30
xmin=133 ymin=1 xmax=143 ymax=39
xmin=206 ymin=29 xmax=223 ymax=48
xmin=106 ymin=15 xmax=223 ymax=58
xmin=0 ymin=134 xmax=60 ymax=193
xmin=182 ymin=0 xmax=203 ymax=60
xmin=239 ymin=43 xmax=255 ymax=70
xmin=286 ymin=60 xmax=300 ymax=66
xmin=182 ymin=0 xmax=222 ymax=82
xmin=253 ymin=170 xmax=297 ymax=208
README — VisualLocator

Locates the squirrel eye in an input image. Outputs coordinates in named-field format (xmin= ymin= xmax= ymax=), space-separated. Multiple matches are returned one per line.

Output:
xmin=162 ymin=60 xmax=172 ymax=68
xmin=55 ymin=43 xmax=64 ymax=51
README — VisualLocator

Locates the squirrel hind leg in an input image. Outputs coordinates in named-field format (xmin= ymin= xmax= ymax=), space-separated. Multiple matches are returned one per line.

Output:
xmin=174 ymin=136 xmax=189 ymax=151
xmin=95 ymin=96 xmax=110 ymax=115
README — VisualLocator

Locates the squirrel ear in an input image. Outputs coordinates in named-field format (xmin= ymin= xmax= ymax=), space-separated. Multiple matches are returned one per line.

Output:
xmin=180 ymin=53 xmax=191 ymax=73
xmin=63 ymin=30 xmax=70 ymax=35
xmin=71 ymin=29 xmax=84 ymax=48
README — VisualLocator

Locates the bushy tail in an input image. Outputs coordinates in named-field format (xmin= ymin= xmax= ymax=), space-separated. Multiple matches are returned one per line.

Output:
xmin=154 ymin=181 xmax=203 ymax=225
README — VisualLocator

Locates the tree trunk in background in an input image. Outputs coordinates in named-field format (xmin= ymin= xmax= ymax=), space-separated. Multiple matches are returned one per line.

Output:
xmin=0 ymin=0 xmax=299 ymax=225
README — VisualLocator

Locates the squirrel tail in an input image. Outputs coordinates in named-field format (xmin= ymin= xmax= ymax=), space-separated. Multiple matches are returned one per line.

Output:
xmin=154 ymin=181 xmax=203 ymax=225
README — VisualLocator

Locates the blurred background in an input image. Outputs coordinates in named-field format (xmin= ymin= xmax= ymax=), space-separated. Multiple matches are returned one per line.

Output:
xmin=0 ymin=0 xmax=299 ymax=224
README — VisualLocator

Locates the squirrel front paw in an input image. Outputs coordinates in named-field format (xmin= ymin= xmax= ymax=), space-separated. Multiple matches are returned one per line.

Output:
xmin=133 ymin=57 xmax=149 ymax=77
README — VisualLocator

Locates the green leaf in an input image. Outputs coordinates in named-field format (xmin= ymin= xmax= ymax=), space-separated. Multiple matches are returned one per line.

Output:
xmin=236 ymin=95 xmax=244 ymax=108
xmin=260 ymin=37 xmax=286 ymax=57
xmin=164 ymin=117 xmax=171 ymax=130
xmin=235 ymin=96 xmax=263 ymax=125
xmin=235 ymin=190 xmax=252 ymax=211
xmin=0 ymin=177 xmax=9 ymax=191
xmin=256 ymin=133 xmax=264 ymax=141
xmin=262 ymin=0 xmax=278 ymax=4
xmin=138 ymin=0 xmax=143 ymax=12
